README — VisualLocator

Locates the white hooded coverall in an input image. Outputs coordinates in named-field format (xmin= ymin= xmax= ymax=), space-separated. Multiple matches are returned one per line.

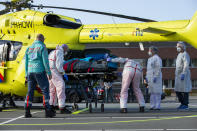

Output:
xmin=175 ymin=51 xmax=192 ymax=92
xmin=146 ymin=54 xmax=162 ymax=109
xmin=111 ymin=57 xmax=145 ymax=108
xmin=48 ymin=46 xmax=66 ymax=108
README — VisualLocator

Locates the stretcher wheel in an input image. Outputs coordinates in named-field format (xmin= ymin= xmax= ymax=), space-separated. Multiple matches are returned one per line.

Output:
xmin=86 ymin=102 xmax=88 ymax=108
xmin=95 ymin=101 xmax=97 ymax=108
xmin=101 ymin=103 xmax=104 ymax=112
xmin=2 ymin=100 xmax=6 ymax=108
xmin=75 ymin=104 xmax=79 ymax=111
xmin=73 ymin=103 xmax=79 ymax=111
xmin=89 ymin=103 xmax=92 ymax=113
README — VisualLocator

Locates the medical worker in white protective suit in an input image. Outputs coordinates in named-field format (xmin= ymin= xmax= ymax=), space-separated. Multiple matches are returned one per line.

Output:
xmin=175 ymin=41 xmax=192 ymax=110
xmin=110 ymin=56 xmax=145 ymax=113
xmin=146 ymin=46 xmax=162 ymax=110
xmin=48 ymin=44 xmax=71 ymax=114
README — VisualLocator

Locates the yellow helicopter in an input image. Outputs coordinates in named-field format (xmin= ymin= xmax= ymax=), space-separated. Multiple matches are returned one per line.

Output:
xmin=0 ymin=0 xmax=197 ymax=107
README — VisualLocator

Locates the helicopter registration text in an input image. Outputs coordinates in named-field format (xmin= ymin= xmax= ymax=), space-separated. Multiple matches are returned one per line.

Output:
xmin=11 ymin=21 xmax=33 ymax=28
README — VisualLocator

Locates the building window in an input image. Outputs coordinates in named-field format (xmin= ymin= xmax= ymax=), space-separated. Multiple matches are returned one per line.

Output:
xmin=162 ymin=59 xmax=175 ymax=67
xmin=163 ymin=79 xmax=175 ymax=88
xmin=191 ymin=59 xmax=197 ymax=67
xmin=163 ymin=80 xmax=168 ymax=88
xmin=192 ymin=80 xmax=197 ymax=88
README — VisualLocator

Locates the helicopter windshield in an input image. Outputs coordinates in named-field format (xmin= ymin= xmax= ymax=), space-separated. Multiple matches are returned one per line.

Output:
xmin=43 ymin=14 xmax=82 ymax=29
xmin=0 ymin=41 xmax=22 ymax=62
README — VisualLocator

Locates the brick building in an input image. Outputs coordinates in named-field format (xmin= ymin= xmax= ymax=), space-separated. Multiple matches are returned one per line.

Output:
xmin=86 ymin=42 xmax=197 ymax=92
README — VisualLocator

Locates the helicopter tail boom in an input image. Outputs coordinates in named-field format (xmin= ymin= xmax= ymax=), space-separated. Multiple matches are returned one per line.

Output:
xmin=79 ymin=20 xmax=187 ymax=44
xmin=79 ymin=11 xmax=197 ymax=48
xmin=181 ymin=11 xmax=197 ymax=48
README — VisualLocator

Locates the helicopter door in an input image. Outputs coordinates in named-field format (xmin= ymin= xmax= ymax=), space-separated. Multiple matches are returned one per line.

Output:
xmin=0 ymin=41 xmax=22 ymax=82
xmin=0 ymin=43 xmax=8 ymax=82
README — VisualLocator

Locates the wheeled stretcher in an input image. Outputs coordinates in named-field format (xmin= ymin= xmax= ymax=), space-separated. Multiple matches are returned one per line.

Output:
xmin=65 ymin=72 xmax=117 ymax=113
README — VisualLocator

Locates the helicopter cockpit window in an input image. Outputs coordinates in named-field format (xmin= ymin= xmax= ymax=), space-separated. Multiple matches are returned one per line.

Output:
xmin=0 ymin=41 xmax=22 ymax=62
xmin=43 ymin=14 xmax=82 ymax=29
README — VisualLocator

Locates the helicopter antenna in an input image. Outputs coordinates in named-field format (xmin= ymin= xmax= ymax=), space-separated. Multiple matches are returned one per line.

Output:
xmin=111 ymin=16 xmax=119 ymax=29
xmin=111 ymin=16 xmax=117 ymax=25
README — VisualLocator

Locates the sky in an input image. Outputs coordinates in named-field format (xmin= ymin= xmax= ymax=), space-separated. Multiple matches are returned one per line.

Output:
xmin=0 ymin=0 xmax=197 ymax=24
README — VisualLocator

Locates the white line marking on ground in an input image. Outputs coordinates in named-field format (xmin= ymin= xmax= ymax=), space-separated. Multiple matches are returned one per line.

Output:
xmin=0 ymin=117 xmax=166 ymax=120
xmin=0 ymin=117 xmax=155 ymax=119
xmin=44 ymin=130 xmax=163 ymax=131
xmin=175 ymin=103 xmax=197 ymax=107
xmin=167 ymin=129 xmax=197 ymax=131
xmin=112 ymin=117 xmax=158 ymax=119
xmin=0 ymin=111 xmax=42 ymax=125
xmin=106 ymin=129 xmax=164 ymax=131
xmin=0 ymin=116 xmax=196 ymax=120
xmin=45 ymin=130 xmax=101 ymax=131
xmin=2 ymin=130 xmax=40 ymax=131
xmin=0 ymin=118 xmax=65 ymax=120
xmin=135 ymin=129 xmax=164 ymax=131
xmin=190 ymin=105 xmax=197 ymax=107
xmin=44 ymin=129 xmax=197 ymax=131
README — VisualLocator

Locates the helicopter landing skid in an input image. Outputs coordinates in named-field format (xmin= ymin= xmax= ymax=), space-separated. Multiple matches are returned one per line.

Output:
xmin=0 ymin=93 xmax=17 ymax=109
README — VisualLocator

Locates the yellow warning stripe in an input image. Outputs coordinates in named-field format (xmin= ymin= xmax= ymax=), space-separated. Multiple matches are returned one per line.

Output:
xmin=2 ymin=109 xmax=17 ymax=112
xmin=1 ymin=115 xmax=197 ymax=126
xmin=72 ymin=108 xmax=89 ymax=115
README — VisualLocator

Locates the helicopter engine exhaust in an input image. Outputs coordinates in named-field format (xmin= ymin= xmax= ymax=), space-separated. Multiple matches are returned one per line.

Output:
xmin=43 ymin=14 xmax=60 ymax=25
xmin=43 ymin=14 xmax=82 ymax=29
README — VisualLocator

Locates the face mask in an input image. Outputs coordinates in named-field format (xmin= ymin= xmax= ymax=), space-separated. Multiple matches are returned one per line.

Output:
xmin=177 ymin=47 xmax=181 ymax=52
xmin=148 ymin=51 xmax=152 ymax=56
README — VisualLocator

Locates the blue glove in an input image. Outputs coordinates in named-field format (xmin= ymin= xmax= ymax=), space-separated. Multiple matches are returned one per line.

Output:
xmin=181 ymin=74 xmax=185 ymax=80
xmin=107 ymin=57 xmax=111 ymax=62
xmin=153 ymin=77 xmax=157 ymax=83
xmin=63 ymin=74 xmax=68 ymax=81
xmin=145 ymin=78 xmax=148 ymax=83
xmin=104 ymin=53 xmax=109 ymax=59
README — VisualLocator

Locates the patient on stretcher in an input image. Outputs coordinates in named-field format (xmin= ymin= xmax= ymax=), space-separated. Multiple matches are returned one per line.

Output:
xmin=63 ymin=57 xmax=118 ymax=73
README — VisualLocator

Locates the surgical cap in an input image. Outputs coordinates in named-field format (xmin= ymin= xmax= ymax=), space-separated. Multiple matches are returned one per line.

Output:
xmin=61 ymin=44 xmax=69 ymax=49
xmin=149 ymin=46 xmax=158 ymax=54
xmin=177 ymin=41 xmax=186 ymax=50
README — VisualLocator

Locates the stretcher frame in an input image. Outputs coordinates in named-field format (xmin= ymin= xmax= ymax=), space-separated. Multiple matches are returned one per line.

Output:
xmin=65 ymin=72 xmax=117 ymax=113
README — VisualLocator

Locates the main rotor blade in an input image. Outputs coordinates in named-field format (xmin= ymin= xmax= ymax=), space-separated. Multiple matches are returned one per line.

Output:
xmin=0 ymin=2 xmax=6 ymax=4
xmin=0 ymin=8 xmax=10 ymax=15
xmin=32 ymin=5 xmax=157 ymax=22
xmin=0 ymin=2 xmax=10 ymax=5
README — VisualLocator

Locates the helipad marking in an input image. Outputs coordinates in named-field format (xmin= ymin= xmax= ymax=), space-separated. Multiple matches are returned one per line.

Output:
xmin=175 ymin=103 xmax=197 ymax=107
xmin=190 ymin=105 xmax=197 ymax=107
xmin=167 ymin=129 xmax=197 ymax=131
xmin=1 ymin=114 xmax=197 ymax=126
xmin=72 ymin=108 xmax=89 ymax=115
xmin=0 ymin=111 xmax=42 ymax=125
xmin=0 ymin=116 xmax=158 ymax=120
xmin=2 ymin=109 xmax=17 ymax=112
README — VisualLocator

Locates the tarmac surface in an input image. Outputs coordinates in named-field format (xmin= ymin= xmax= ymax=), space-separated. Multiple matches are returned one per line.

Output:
xmin=0 ymin=96 xmax=197 ymax=131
